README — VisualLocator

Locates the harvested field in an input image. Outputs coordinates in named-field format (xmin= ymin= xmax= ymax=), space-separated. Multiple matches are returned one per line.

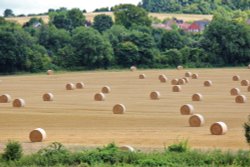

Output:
xmin=0 ymin=68 xmax=249 ymax=152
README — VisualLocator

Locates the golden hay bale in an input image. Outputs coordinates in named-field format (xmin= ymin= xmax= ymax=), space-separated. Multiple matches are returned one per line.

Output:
xmin=150 ymin=91 xmax=160 ymax=100
xmin=230 ymin=88 xmax=240 ymax=96
xmin=183 ymin=77 xmax=189 ymax=83
xmin=12 ymin=98 xmax=25 ymax=107
xmin=139 ymin=74 xmax=146 ymax=79
xmin=119 ymin=145 xmax=135 ymax=152
xmin=43 ymin=93 xmax=54 ymax=101
xmin=172 ymin=85 xmax=182 ymax=92
xmin=241 ymin=80 xmax=249 ymax=86
xmin=185 ymin=72 xmax=192 ymax=77
xmin=192 ymin=93 xmax=203 ymax=101
xmin=204 ymin=80 xmax=212 ymax=87
xmin=158 ymin=74 xmax=167 ymax=83
xmin=47 ymin=70 xmax=53 ymax=75
xmin=248 ymin=86 xmax=250 ymax=92
xmin=180 ymin=104 xmax=194 ymax=115
xmin=178 ymin=79 xmax=186 ymax=85
xmin=113 ymin=104 xmax=126 ymax=114
xmin=102 ymin=86 xmax=111 ymax=94
xmin=235 ymin=95 xmax=247 ymax=103
xmin=232 ymin=75 xmax=240 ymax=81
xmin=177 ymin=65 xmax=183 ymax=70
xmin=192 ymin=73 xmax=199 ymax=79
xmin=189 ymin=114 xmax=205 ymax=127
xmin=76 ymin=82 xmax=85 ymax=89
xmin=248 ymin=64 xmax=250 ymax=69
xmin=171 ymin=78 xmax=178 ymax=85
xmin=29 ymin=128 xmax=46 ymax=142
xmin=0 ymin=94 xmax=11 ymax=103
xmin=210 ymin=122 xmax=228 ymax=135
xmin=66 ymin=83 xmax=75 ymax=90
xmin=130 ymin=66 xmax=137 ymax=71
xmin=94 ymin=93 xmax=106 ymax=101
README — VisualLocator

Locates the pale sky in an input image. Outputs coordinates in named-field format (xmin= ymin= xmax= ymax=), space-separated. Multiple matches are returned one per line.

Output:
xmin=0 ymin=0 xmax=141 ymax=16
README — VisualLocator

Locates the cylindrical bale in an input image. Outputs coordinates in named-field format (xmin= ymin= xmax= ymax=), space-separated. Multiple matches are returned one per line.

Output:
xmin=248 ymin=86 xmax=250 ymax=92
xmin=183 ymin=77 xmax=189 ymax=83
xmin=192 ymin=73 xmax=199 ymax=79
xmin=185 ymin=72 xmax=192 ymax=77
xmin=204 ymin=80 xmax=212 ymax=87
xmin=139 ymin=74 xmax=146 ymax=79
xmin=47 ymin=70 xmax=53 ymax=75
xmin=178 ymin=79 xmax=186 ymax=85
xmin=130 ymin=66 xmax=137 ymax=71
xmin=189 ymin=114 xmax=205 ymax=127
xmin=192 ymin=93 xmax=203 ymax=101
xmin=248 ymin=64 xmax=250 ymax=69
xmin=113 ymin=104 xmax=126 ymax=114
xmin=66 ymin=83 xmax=75 ymax=90
xmin=12 ymin=98 xmax=25 ymax=107
xmin=150 ymin=91 xmax=160 ymax=100
xmin=43 ymin=93 xmax=54 ymax=101
xmin=232 ymin=75 xmax=240 ymax=81
xmin=119 ymin=145 xmax=135 ymax=152
xmin=230 ymin=88 xmax=240 ymax=96
xmin=172 ymin=85 xmax=182 ymax=92
xmin=210 ymin=122 xmax=228 ymax=135
xmin=76 ymin=82 xmax=85 ymax=89
xmin=29 ymin=128 xmax=46 ymax=142
xmin=171 ymin=78 xmax=178 ymax=85
xmin=241 ymin=80 xmax=249 ymax=86
xmin=94 ymin=93 xmax=106 ymax=101
xmin=177 ymin=65 xmax=183 ymax=70
xmin=235 ymin=95 xmax=247 ymax=103
xmin=102 ymin=86 xmax=111 ymax=94
xmin=180 ymin=104 xmax=194 ymax=115
xmin=0 ymin=94 xmax=11 ymax=103
xmin=159 ymin=74 xmax=167 ymax=83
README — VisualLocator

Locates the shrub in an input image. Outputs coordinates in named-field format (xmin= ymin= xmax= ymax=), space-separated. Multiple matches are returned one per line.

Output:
xmin=244 ymin=117 xmax=250 ymax=145
xmin=167 ymin=139 xmax=189 ymax=153
xmin=2 ymin=140 xmax=23 ymax=161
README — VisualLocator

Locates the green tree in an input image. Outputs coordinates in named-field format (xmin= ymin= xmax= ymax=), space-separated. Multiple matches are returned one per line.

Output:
xmin=161 ymin=30 xmax=185 ymax=51
xmin=4 ymin=9 xmax=14 ymax=17
xmin=2 ymin=141 xmax=23 ymax=161
xmin=93 ymin=14 xmax=113 ymax=33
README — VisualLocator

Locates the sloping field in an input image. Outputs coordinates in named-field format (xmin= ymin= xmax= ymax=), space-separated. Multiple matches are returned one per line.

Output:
xmin=0 ymin=68 xmax=249 ymax=152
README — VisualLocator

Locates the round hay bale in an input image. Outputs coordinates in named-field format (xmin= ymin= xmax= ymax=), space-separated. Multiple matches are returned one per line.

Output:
xmin=130 ymin=66 xmax=137 ymax=71
xmin=177 ymin=65 xmax=183 ymax=70
xmin=76 ymin=82 xmax=85 ymax=89
xmin=29 ymin=128 xmax=46 ymax=142
xmin=171 ymin=78 xmax=178 ymax=85
xmin=159 ymin=74 xmax=167 ymax=83
xmin=189 ymin=114 xmax=205 ymax=127
xmin=192 ymin=93 xmax=203 ymax=101
xmin=43 ymin=93 xmax=54 ymax=101
xmin=192 ymin=73 xmax=199 ymax=79
xmin=12 ymin=98 xmax=25 ymax=107
xmin=139 ymin=74 xmax=146 ymax=79
xmin=119 ymin=145 xmax=135 ymax=152
xmin=230 ymin=88 xmax=240 ymax=96
xmin=241 ymin=80 xmax=249 ymax=86
xmin=180 ymin=104 xmax=194 ymax=115
xmin=185 ymin=72 xmax=192 ymax=77
xmin=172 ymin=85 xmax=182 ymax=92
xmin=232 ymin=75 xmax=240 ymax=81
xmin=150 ymin=91 xmax=160 ymax=100
xmin=47 ymin=70 xmax=53 ymax=75
xmin=210 ymin=122 xmax=228 ymax=135
xmin=0 ymin=94 xmax=11 ymax=103
xmin=248 ymin=64 xmax=250 ymax=69
xmin=102 ymin=86 xmax=111 ymax=94
xmin=248 ymin=86 xmax=250 ymax=92
xmin=204 ymin=80 xmax=212 ymax=87
xmin=66 ymin=83 xmax=75 ymax=90
xmin=94 ymin=93 xmax=106 ymax=101
xmin=183 ymin=77 xmax=189 ymax=83
xmin=113 ymin=104 xmax=126 ymax=114
xmin=235 ymin=95 xmax=247 ymax=103
xmin=178 ymin=79 xmax=186 ymax=85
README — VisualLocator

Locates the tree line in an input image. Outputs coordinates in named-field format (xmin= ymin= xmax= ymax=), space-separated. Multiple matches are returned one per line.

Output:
xmin=0 ymin=4 xmax=250 ymax=73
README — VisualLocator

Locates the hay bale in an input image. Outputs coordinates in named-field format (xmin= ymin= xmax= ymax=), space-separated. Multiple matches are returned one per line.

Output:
xmin=177 ymin=65 xmax=183 ymax=70
xmin=204 ymin=80 xmax=212 ymax=87
xmin=12 ymin=98 xmax=25 ymax=107
xmin=235 ymin=95 xmax=247 ymax=103
xmin=29 ymin=128 xmax=46 ymax=142
xmin=192 ymin=73 xmax=199 ymax=79
xmin=139 ymin=74 xmax=146 ymax=79
xmin=189 ymin=114 xmax=205 ymax=127
xmin=94 ymin=93 xmax=106 ymax=101
xmin=47 ymin=70 xmax=53 ymax=75
xmin=66 ymin=83 xmax=75 ymax=90
xmin=248 ymin=86 xmax=250 ymax=92
xmin=76 ymin=82 xmax=85 ymax=89
xmin=180 ymin=104 xmax=194 ymax=115
xmin=102 ymin=86 xmax=111 ymax=94
xmin=119 ymin=145 xmax=135 ymax=152
xmin=159 ymin=74 xmax=167 ymax=83
xmin=172 ymin=85 xmax=182 ymax=92
xmin=43 ymin=93 xmax=54 ymax=101
xmin=192 ymin=93 xmax=203 ymax=101
xmin=248 ymin=64 xmax=250 ymax=69
xmin=230 ymin=88 xmax=240 ymax=96
xmin=130 ymin=66 xmax=137 ymax=71
xmin=241 ymin=80 xmax=249 ymax=86
xmin=210 ymin=122 xmax=228 ymax=135
xmin=171 ymin=78 xmax=178 ymax=85
xmin=0 ymin=94 xmax=11 ymax=103
xmin=150 ymin=91 xmax=160 ymax=100
xmin=183 ymin=77 xmax=189 ymax=83
xmin=113 ymin=104 xmax=126 ymax=114
xmin=185 ymin=72 xmax=192 ymax=77
xmin=232 ymin=75 xmax=240 ymax=81
xmin=178 ymin=79 xmax=186 ymax=85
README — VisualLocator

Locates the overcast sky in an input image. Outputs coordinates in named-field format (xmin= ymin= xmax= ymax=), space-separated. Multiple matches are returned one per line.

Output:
xmin=0 ymin=0 xmax=141 ymax=16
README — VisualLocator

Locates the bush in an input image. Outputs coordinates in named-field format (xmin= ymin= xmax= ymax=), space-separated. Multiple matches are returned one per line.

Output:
xmin=244 ymin=119 xmax=250 ymax=145
xmin=167 ymin=139 xmax=189 ymax=153
xmin=2 ymin=140 xmax=23 ymax=161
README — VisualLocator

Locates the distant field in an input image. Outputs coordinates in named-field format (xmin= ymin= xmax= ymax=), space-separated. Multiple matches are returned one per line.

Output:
xmin=0 ymin=68 xmax=249 ymax=153
xmin=5 ymin=12 xmax=213 ymax=25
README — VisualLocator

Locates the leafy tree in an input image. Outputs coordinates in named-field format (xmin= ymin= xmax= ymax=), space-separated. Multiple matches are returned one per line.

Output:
xmin=162 ymin=49 xmax=183 ymax=66
xmin=161 ymin=30 xmax=185 ymax=51
xmin=93 ymin=14 xmax=113 ymax=33
xmin=66 ymin=8 xmax=86 ymax=30
xmin=4 ymin=9 xmax=14 ymax=17
xmin=94 ymin=7 xmax=110 ymax=12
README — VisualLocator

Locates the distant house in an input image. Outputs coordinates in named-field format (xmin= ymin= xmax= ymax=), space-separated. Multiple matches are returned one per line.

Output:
xmin=152 ymin=23 xmax=172 ymax=30
xmin=247 ymin=19 xmax=250 ymax=25
xmin=33 ymin=22 xmax=42 ymax=28
xmin=188 ymin=23 xmax=201 ymax=32
xmin=194 ymin=20 xmax=210 ymax=31
xmin=178 ymin=23 xmax=191 ymax=31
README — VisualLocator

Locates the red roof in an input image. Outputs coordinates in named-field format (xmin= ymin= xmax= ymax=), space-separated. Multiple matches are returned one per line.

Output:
xmin=188 ymin=23 xmax=201 ymax=31
xmin=178 ymin=23 xmax=191 ymax=30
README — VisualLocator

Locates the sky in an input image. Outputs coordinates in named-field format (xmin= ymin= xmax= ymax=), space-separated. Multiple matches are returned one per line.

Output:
xmin=0 ymin=0 xmax=141 ymax=16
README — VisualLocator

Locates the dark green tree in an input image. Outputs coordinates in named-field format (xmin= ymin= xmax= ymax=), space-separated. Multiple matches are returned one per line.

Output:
xmin=161 ymin=30 xmax=185 ymax=51
xmin=93 ymin=14 xmax=113 ymax=33
xmin=4 ymin=9 xmax=14 ymax=17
